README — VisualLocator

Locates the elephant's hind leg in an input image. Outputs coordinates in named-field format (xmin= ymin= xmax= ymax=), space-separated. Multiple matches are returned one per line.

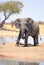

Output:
xmin=33 ymin=35 xmax=39 ymax=46
xmin=36 ymin=36 xmax=39 ymax=45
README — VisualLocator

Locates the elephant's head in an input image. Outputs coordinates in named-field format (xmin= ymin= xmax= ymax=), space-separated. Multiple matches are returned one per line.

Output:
xmin=13 ymin=18 xmax=29 ymax=38
xmin=12 ymin=18 xmax=34 ymax=38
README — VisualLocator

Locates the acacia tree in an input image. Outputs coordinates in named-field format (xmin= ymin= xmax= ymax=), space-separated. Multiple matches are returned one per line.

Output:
xmin=0 ymin=1 xmax=23 ymax=28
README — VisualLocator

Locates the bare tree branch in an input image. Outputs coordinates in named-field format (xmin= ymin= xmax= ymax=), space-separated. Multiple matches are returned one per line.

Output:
xmin=0 ymin=13 xmax=11 ymax=28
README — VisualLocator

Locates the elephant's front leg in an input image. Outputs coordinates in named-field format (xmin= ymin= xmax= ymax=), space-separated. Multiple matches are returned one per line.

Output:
xmin=24 ymin=32 xmax=28 ymax=47
xmin=16 ymin=30 xmax=21 ymax=46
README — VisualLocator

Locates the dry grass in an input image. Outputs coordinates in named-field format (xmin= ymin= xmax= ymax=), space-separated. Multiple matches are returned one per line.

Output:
xmin=39 ymin=24 xmax=44 ymax=35
xmin=0 ymin=24 xmax=44 ymax=37
xmin=3 ymin=24 xmax=19 ymax=31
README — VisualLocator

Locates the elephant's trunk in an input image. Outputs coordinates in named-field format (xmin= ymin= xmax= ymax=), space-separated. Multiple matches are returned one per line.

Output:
xmin=20 ymin=25 xmax=25 ymax=38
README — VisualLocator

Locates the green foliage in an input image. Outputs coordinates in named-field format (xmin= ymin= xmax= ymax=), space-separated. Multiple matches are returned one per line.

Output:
xmin=0 ymin=1 xmax=23 ymax=13
xmin=0 ymin=1 xmax=23 ymax=28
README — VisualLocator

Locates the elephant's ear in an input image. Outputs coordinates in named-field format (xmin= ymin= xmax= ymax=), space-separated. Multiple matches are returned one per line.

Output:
xmin=27 ymin=18 xmax=34 ymax=24
xmin=26 ymin=18 xmax=34 ymax=28
xmin=14 ymin=19 xmax=20 ymax=28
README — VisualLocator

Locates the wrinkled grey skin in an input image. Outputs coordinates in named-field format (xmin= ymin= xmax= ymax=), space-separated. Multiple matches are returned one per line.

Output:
xmin=13 ymin=18 xmax=39 ymax=47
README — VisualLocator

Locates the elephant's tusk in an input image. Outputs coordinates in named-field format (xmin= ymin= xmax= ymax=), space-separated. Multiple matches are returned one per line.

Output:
xmin=25 ymin=26 xmax=29 ymax=31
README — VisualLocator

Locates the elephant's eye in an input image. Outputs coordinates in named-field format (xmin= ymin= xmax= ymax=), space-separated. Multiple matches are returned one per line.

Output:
xmin=16 ymin=19 xmax=20 ymax=23
xmin=27 ymin=20 xmax=29 ymax=23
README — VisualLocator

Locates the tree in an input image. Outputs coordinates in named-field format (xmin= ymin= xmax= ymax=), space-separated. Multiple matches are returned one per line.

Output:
xmin=0 ymin=1 xmax=23 ymax=28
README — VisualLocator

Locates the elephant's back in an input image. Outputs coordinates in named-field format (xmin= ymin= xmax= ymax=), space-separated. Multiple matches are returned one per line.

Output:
xmin=33 ymin=22 xmax=39 ymax=28
xmin=28 ymin=22 xmax=39 ymax=36
xmin=32 ymin=22 xmax=39 ymax=35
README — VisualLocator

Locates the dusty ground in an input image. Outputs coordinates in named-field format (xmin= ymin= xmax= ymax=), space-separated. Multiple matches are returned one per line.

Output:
xmin=0 ymin=24 xmax=44 ymax=62
xmin=0 ymin=42 xmax=44 ymax=62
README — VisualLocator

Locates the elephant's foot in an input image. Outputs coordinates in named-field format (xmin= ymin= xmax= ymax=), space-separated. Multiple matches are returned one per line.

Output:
xmin=33 ymin=43 xmax=39 ymax=46
xmin=16 ymin=42 xmax=19 ymax=47
xmin=36 ymin=43 xmax=39 ymax=46
xmin=24 ymin=44 xmax=28 ymax=47
xmin=16 ymin=44 xmax=19 ymax=47
xmin=33 ymin=44 xmax=36 ymax=46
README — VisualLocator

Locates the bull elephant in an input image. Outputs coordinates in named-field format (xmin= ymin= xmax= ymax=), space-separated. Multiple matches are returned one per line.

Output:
xmin=12 ymin=18 xmax=39 ymax=47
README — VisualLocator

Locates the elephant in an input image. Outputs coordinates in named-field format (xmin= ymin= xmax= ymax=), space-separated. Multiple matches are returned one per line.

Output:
xmin=12 ymin=18 xmax=39 ymax=47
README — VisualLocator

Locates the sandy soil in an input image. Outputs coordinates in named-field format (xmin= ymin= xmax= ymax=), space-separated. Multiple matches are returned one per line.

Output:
xmin=0 ymin=24 xmax=44 ymax=62
xmin=0 ymin=42 xmax=44 ymax=62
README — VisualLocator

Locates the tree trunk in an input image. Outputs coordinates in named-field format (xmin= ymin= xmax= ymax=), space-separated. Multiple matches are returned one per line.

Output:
xmin=0 ymin=13 xmax=11 ymax=28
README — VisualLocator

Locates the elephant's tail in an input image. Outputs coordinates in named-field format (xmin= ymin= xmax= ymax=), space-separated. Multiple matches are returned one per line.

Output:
xmin=40 ymin=36 xmax=42 ymax=41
